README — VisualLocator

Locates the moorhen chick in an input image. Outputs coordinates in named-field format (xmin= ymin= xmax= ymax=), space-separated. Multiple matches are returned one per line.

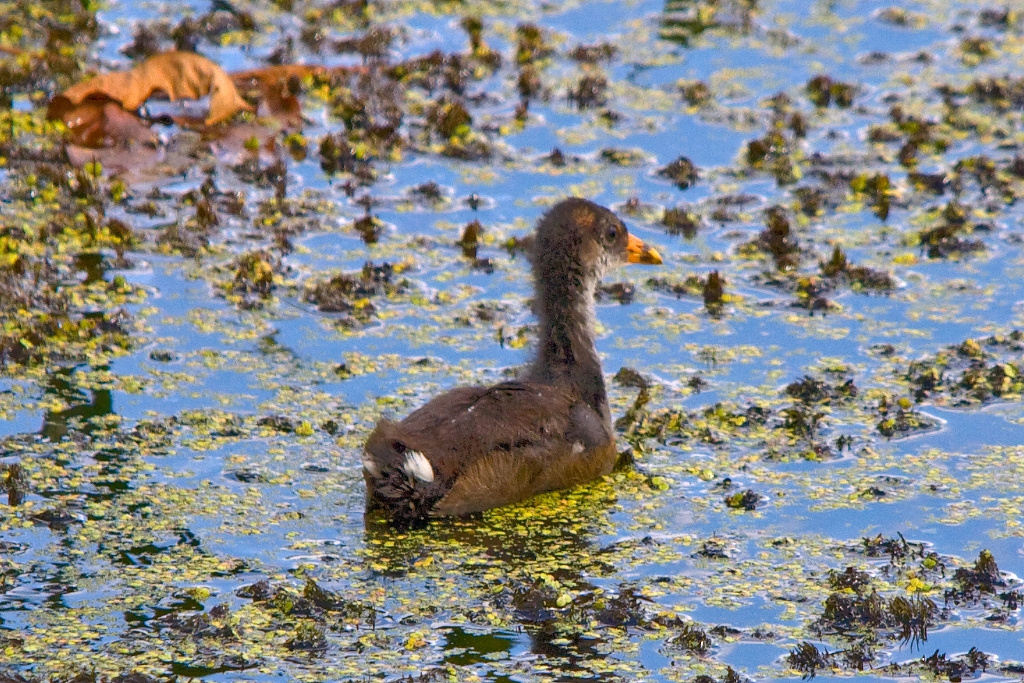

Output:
xmin=363 ymin=198 xmax=662 ymax=525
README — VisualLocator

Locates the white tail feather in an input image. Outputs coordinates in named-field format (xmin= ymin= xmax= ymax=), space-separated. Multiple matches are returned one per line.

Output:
xmin=362 ymin=453 xmax=381 ymax=478
xmin=402 ymin=451 xmax=435 ymax=483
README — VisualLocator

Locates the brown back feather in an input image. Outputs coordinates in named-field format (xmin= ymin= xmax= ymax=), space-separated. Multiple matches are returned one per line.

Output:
xmin=394 ymin=381 xmax=576 ymax=479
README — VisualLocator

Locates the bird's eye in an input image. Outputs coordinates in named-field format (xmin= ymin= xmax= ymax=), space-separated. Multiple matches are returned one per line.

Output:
xmin=605 ymin=225 xmax=618 ymax=241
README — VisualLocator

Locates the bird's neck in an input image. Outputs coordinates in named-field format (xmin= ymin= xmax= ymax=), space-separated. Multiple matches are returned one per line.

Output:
xmin=527 ymin=271 xmax=609 ymax=421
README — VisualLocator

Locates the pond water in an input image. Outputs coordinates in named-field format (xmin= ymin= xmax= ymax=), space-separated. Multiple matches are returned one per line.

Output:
xmin=3 ymin=0 xmax=1024 ymax=680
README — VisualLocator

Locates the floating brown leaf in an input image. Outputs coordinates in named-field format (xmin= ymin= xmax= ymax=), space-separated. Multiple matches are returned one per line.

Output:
xmin=59 ymin=100 xmax=160 ymax=148
xmin=48 ymin=51 xmax=253 ymax=131
xmin=231 ymin=64 xmax=329 ymax=84
xmin=231 ymin=65 xmax=328 ymax=128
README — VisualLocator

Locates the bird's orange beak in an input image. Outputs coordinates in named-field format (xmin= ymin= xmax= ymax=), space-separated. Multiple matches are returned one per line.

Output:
xmin=626 ymin=233 xmax=663 ymax=265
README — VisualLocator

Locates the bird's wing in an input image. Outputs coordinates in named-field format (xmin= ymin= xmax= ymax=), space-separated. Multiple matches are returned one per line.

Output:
xmin=363 ymin=381 xmax=611 ymax=520
xmin=397 ymin=380 xmax=577 ymax=478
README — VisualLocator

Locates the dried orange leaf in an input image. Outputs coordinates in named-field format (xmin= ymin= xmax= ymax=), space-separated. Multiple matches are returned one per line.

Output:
xmin=48 ymin=51 xmax=253 ymax=127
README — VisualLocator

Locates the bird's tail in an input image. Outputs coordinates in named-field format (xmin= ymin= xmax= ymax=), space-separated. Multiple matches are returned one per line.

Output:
xmin=363 ymin=421 xmax=444 ymax=527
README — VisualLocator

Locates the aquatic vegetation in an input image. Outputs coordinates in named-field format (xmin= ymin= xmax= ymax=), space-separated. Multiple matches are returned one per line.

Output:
xmin=724 ymin=488 xmax=760 ymax=510
xmin=658 ymin=156 xmax=700 ymax=190
xmin=875 ymin=395 xmax=936 ymax=438
xmin=303 ymin=261 xmax=409 ymax=324
xmin=567 ymin=73 xmax=609 ymax=109
xmin=741 ymin=205 xmax=800 ymax=270
xmin=702 ymin=270 xmax=726 ymax=314
xmin=787 ymin=641 xmax=836 ymax=678
xmin=0 ymin=149 xmax=143 ymax=369
xmin=805 ymin=74 xmax=856 ymax=109
xmin=913 ymin=202 xmax=986 ymax=259
xmin=661 ymin=205 xmax=702 ymax=238
xmin=819 ymin=246 xmax=895 ymax=292
xmin=3 ymin=0 xmax=1024 ymax=679
xmin=680 ymin=80 xmax=713 ymax=107
xmin=787 ymin=375 xmax=857 ymax=404
xmin=903 ymin=333 xmax=1024 ymax=405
